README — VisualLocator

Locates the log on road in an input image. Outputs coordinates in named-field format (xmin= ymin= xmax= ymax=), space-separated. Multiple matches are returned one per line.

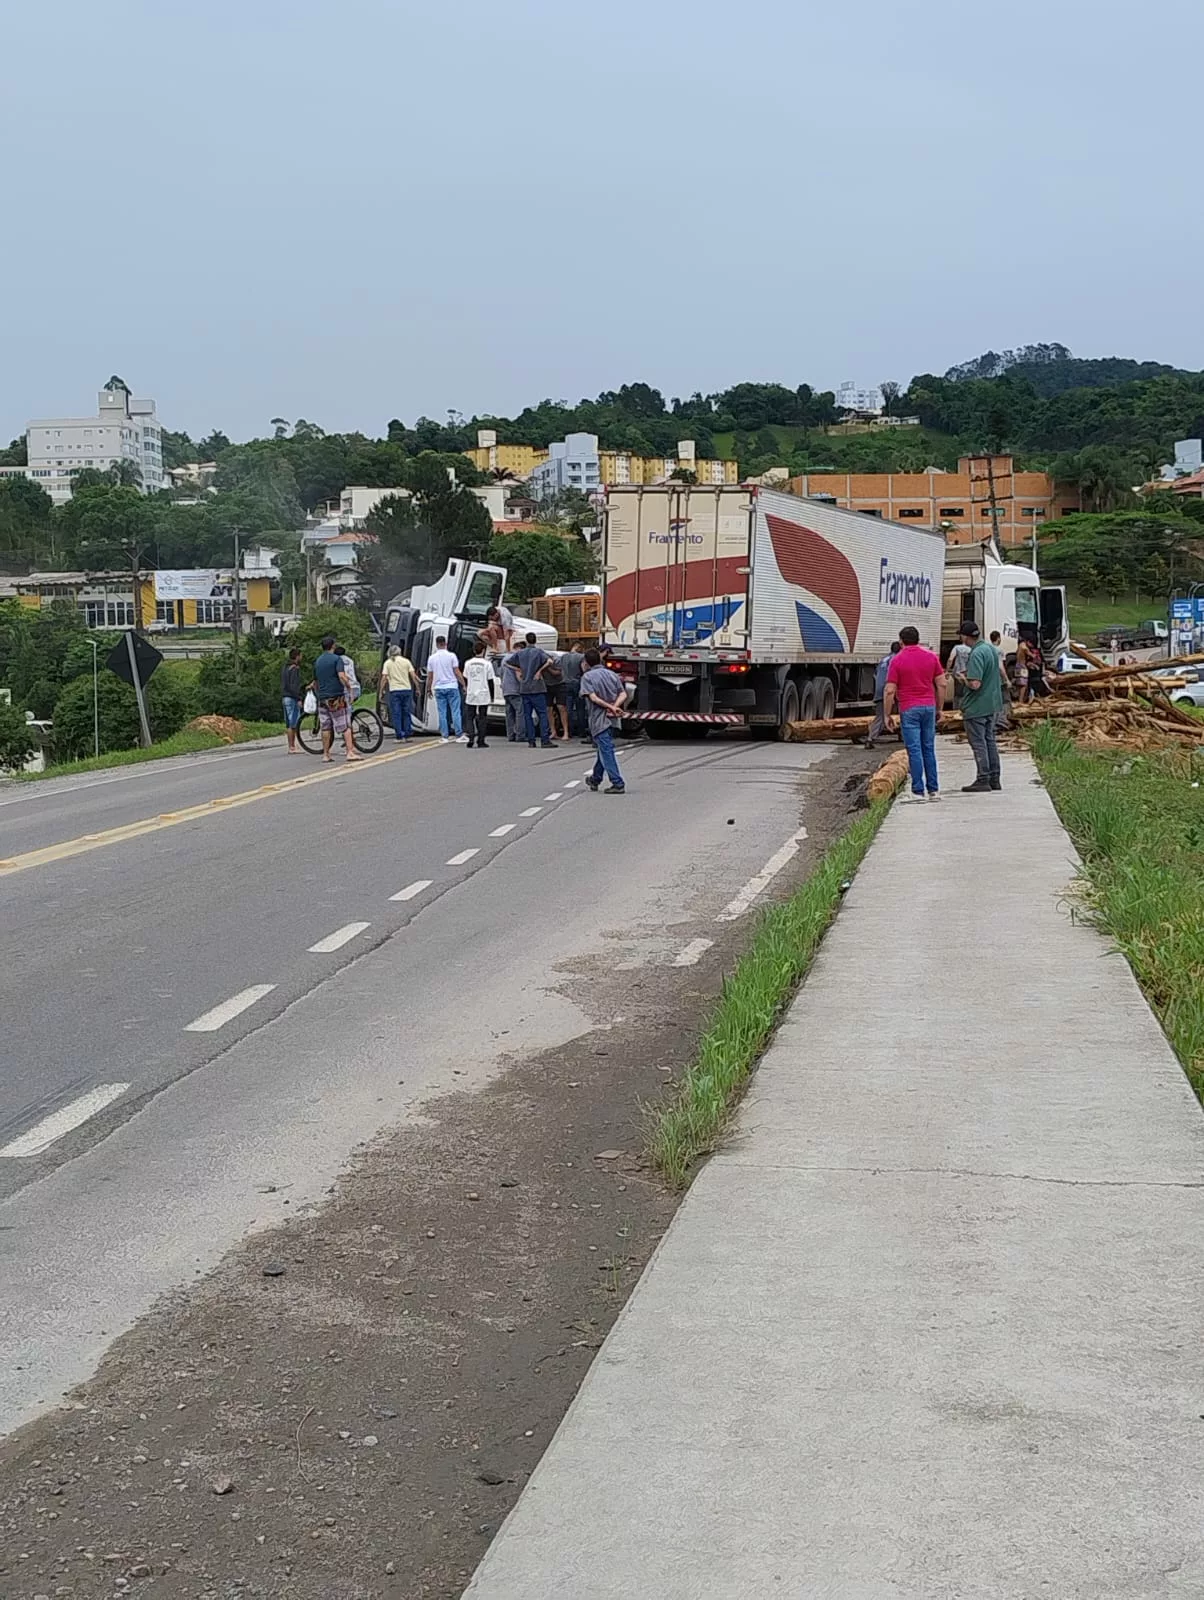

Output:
xmin=867 ymin=749 xmax=911 ymax=802
xmin=787 ymin=713 xmax=964 ymax=742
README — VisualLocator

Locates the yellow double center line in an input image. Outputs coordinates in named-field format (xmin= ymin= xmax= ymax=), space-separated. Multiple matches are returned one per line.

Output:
xmin=0 ymin=742 xmax=438 ymax=878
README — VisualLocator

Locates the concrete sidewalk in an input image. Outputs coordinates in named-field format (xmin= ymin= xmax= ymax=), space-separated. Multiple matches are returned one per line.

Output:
xmin=464 ymin=748 xmax=1204 ymax=1599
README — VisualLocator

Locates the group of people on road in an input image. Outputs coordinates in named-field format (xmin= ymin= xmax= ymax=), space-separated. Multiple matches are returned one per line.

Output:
xmin=868 ymin=621 xmax=1009 ymax=801
xmin=282 ymin=636 xmax=364 ymax=762
xmin=286 ymin=628 xmax=629 ymax=790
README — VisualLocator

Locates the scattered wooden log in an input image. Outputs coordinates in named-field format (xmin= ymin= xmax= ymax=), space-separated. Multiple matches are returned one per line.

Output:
xmin=867 ymin=749 xmax=911 ymax=802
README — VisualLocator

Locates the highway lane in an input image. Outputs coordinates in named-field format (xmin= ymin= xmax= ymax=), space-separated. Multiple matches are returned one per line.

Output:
xmin=0 ymin=733 xmax=844 ymax=1433
xmin=0 ymin=734 xmax=814 ymax=1200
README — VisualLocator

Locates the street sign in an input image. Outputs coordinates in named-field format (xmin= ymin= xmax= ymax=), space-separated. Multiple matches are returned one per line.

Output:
xmin=107 ymin=631 xmax=163 ymax=687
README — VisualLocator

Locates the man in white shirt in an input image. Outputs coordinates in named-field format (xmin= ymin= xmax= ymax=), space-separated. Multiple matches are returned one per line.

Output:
xmin=428 ymin=636 xmax=467 ymax=743
xmin=462 ymin=640 xmax=499 ymax=748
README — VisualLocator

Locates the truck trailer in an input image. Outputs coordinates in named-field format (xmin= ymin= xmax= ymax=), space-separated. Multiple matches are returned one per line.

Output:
xmin=600 ymin=483 xmax=944 ymax=737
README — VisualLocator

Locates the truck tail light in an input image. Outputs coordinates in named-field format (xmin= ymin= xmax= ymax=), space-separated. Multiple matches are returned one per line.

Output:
xmin=716 ymin=663 xmax=750 ymax=675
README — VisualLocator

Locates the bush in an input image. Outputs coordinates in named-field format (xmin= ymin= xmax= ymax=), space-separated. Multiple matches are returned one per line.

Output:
xmin=24 ymin=676 xmax=60 ymax=720
xmin=290 ymin=606 xmax=374 ymax=683
xmin=195 ymin=639 xmax=282 ymax=722
xmin=51 ymin=666 xmax=197 ymax=759
xmin=0 ymin=701 xmax=37 ymax=772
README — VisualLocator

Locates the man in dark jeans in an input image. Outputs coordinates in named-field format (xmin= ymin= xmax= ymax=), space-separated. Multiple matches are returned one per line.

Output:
xmin=959 ymin=622 xmax=1003 ymax=793
xmin=509 ymin=631 xmax=554 ymax=748
xmin=559 ymin=644 xmax=586 ymax=737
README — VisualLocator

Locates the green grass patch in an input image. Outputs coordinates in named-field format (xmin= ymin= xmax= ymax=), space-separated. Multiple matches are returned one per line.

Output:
xmin=1032 ymin=725 xmax=1204 ymax=1098
xmin=648 ymin=801 xmax=889 ymax=1188
xmin=1065 ymin=589 xmax=1167 ymax=640
xmin=19 ymin=721 xmax=283 ymax=781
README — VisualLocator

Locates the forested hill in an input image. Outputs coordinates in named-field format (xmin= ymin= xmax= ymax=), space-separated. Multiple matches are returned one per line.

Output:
xmin=2 ymin=347 xmax=1203 ymax=551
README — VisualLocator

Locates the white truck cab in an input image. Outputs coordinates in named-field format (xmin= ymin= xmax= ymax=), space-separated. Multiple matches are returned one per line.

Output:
xmin=942 ymin=539 xmax=1067 ymax=661
xmin=380 ymin=558 xmax=557 ymax=734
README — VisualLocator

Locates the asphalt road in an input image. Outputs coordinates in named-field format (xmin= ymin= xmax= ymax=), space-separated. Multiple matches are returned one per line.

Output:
xmin=0 ymin=728 xmax=837 ymax=1435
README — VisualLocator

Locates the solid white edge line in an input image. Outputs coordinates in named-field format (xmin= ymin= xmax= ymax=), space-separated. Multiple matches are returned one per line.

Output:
xmin=673 ymin=937 xmax=714 ymax=967
xmin=489 ymin=824 xmax=516 ymax=837
xmin=308 ymin=921 xmax=371 ymax=954
xmin=716 ymin=828 xmax=809 ymax=921
xmin=390 ymin=879 xmax=432 ymax=902
xmin=519 ymin=807 xmax=542 ymax=817
xmin=447 ymin=848 xmax=480 ymax=865
xmin=544 ymin=792 xmax=563 ymax=801
xmin=184 ymin=983 xmax=277 ymax=1033
xmin=0 ymin=1082 xmax=131 ymax=1159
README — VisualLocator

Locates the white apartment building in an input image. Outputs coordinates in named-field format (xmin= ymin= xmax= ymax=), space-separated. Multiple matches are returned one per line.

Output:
xmin=8 ymin=381 xmax=167 ymax=505
xmin=339 ymin=484 xmax=408 ymax=528
xmin=528 ymin=433 xmax=602 ymax=499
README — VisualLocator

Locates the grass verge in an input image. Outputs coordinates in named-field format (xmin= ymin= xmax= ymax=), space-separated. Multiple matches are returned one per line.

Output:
xmin=17 ymin=722 xmax=283 ymax=782
xmin=1031 ymin=720 xmax=1204 ymax=1098
xmin=648 ymin=800 xmax=889 ymax=1189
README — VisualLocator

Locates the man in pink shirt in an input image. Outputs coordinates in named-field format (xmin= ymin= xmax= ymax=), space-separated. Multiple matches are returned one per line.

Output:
xmin=884 ymin=625 xmax=946 ymax=801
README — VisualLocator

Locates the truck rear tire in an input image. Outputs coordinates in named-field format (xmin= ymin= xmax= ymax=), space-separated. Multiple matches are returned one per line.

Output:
xmin=814 ymin=678 xmax=836 ymax=722
xmin=776 ymin=681 xmax=801 ymax=740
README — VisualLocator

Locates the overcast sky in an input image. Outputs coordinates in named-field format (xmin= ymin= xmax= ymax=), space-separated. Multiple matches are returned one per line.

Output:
xmin=2 ymin=0 xmax=1199 ymax=444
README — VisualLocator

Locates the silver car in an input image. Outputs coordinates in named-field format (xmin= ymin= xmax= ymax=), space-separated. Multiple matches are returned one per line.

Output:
xmin=1151 ymin=666 xmax=1204 ymax=708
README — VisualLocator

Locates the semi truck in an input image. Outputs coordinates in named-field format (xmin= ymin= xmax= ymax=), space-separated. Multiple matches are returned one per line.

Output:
xmin=600 ymin=483 xmax=944 ymax=738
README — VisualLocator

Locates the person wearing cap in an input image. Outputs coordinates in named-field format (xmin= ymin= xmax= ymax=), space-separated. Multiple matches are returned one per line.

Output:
xmin=959 ymin=621 xmax=1004 ymax=793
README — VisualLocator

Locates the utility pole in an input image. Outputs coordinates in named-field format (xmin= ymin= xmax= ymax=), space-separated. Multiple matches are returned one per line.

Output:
xmin=230 ymin=526 xmax=241 ymax=670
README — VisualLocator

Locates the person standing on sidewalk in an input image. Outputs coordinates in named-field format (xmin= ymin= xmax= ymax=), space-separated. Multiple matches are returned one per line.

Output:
xmin=884 ymin=625 xmax=945 ymax=801
xmin=581 ymin=647 xmax=628 ymax=794
xmin=381 ymin=645 xmax=420 ymax=741
xmin=864 ymin=640 xmax=901 ymax=749
xmin=281 ymin=646 xmax=303 ymax=754
xmin=510 ymin=632 xmax=554 ymax=748
xmin=958 ymin=622 xmax=1004 ymax=793
xmin=463 ymin=640 xmax=498 ymax=749
xmin=428 ymin=636 xmax=467 ymax=743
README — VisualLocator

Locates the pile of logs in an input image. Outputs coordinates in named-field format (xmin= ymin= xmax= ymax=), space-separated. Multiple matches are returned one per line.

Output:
xmin=787 ymin=645 xmax=1204 ymax=752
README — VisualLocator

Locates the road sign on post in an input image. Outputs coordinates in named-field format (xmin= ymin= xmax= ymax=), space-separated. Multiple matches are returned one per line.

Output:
xmin=107 ymin=631 xmax=162 ymax=748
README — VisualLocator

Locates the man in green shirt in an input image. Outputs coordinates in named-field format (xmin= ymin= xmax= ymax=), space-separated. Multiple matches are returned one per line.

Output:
xmin=958 ymin=622 xmax=1004 ymax=793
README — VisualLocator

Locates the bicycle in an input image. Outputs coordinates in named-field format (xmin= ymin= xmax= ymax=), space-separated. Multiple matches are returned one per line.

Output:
xmin=296 ymin=702 xmax=385 ymax=756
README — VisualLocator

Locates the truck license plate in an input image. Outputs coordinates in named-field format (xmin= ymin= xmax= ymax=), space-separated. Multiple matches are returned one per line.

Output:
xmin=658 ymin=665 xmax=693 ymax=675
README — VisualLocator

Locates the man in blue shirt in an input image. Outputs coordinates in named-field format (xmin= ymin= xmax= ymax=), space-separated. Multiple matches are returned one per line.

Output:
xmin=864 ymin=639 xmax=901 ymax=750
xmin=312 ymin=634 xmax=359 ymax=763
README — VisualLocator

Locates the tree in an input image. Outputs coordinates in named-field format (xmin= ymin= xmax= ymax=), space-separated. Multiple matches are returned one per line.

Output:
xmin=289 ymin=606 xmax=374 ymax=683
xmin=1103 ymin=565 xmax=1127 ymax=605
xmin=51 ymin=664 xmax=193 ymax=758
xmin=880 ymin=381 xmax=901 ymax=418
xmin=0 ymin=436 xmax=28 ymax=467
xmin=486 ymin=532 xmax=595 ymax=602
xmin=669 ymin=467 xmax=698 ymax=484
xmin=271 ymin=417 xmax=291 ymax=440
xmin=0 ymin=475 xmax=54 ymax=563
xmin=198 ymin=430 xmax=232 ymax=460
xmin=58 ymin=484 xmax=156 ymax=570
xmin=0 ymin=701 xmax=37 ymax=772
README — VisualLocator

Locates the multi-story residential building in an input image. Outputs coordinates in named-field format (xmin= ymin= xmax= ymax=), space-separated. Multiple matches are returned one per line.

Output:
xmin=15 ymin=381 xmax=166 ymax=504
xmin=526 ymin=433 xmax=738 ymax=499
xmin=835 ymin=380 xmax=885 ymax=416
xmin=788 ymin=455 xmax=1079 ymax=548
xmin=339 ymin=485 xmax=408 ymax=529
xmin=527 ymin=433 xmax=603 ymax=498
xmin=464 ymin=431 xmax=550 ymax=479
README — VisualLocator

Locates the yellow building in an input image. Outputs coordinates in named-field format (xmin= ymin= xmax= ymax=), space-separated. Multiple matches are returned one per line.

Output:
xmin=466 ymin=428 xmax=738 ymax=489
xmin=16 ymin=571 xmax=275 ymax=629
xmin=464 ymin=432 xmax=549 ymax=478
xmin=788 ymin=455 xmax=1079 ymax=548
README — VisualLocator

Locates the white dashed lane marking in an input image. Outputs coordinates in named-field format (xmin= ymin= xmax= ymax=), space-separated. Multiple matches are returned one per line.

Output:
xmin=447 ymin=848 xmax=480 ymax=866
xmin=0 ymin=1084 xmax=131 ymax=1159
xmin=489 ymin=824 xmax=516 ymax=837
xmin=308 ymin=922 xmax=371 ymax=954
xmin=390 ymin=880 xmax=432 ymax=902
xmin=184 ymin=984 xmax=277 ymax=1033
xmin=564 ymin=780 xmax=582 ymax=789
xmin=717 ymin=828 xmax=809 ymax=921
xmin=518 ymin=807 xmax=542 ymax=818
xmin=544 ymin=792 xmax=563 ymax=801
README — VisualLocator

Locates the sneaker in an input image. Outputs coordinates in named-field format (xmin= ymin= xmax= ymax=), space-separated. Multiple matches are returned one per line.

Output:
xmin=541 ymin=741 xmax=555 ymax=748
xmin=585 ymin=776 xmax=600 ymax=792
xmin=528 ymin=741 xmax=537 ymax=748
xmin=927 ymin=791 xmax=941 ymax=802
xmin=465 ymin=740 xmax=475 ymax=749
xmin=961 ymin=779 xmax=991 ymax=794
xmin=990 ymin=779 xmax=1002 ymax=791
xmin=479 ymin=742 xmax=489 ymax=749
xmin=457 ymin=734 xmax=470 ymax=744
xmin=441 ymin=736 xmax=450 ymax=744
xmin=604 ymin=785 xmax=626 ymax=794
xmin=901 ymin=793 xmax=926 ymax=804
